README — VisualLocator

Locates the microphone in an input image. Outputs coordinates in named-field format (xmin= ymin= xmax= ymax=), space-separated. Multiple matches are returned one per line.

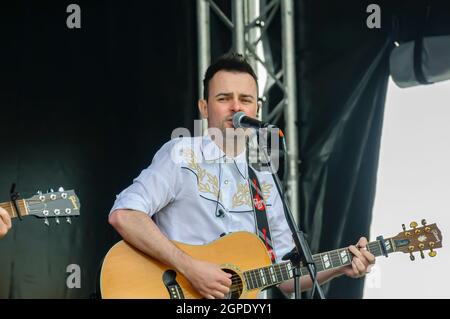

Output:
xmin=232 ymin=112 xmax=276 ymax=129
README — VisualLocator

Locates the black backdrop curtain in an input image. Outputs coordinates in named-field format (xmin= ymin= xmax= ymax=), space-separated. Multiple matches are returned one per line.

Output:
xmin=0 ymin=0 xmax=196 ymax=298
xmin=296 ymin=0 xmax=450 ymax=298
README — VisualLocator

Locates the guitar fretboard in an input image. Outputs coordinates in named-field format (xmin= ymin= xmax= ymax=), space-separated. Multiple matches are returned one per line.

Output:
xmin=0 ymin=200 xmax=28 ymax=219
xmin=243 ymin=239 xmax=395 ymax=290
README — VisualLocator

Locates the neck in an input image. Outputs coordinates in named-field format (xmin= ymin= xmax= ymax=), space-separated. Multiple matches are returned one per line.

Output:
xmin=208 ymin=130 xmax=246 ymax=158
xmin=0 ymin=199 xmax=29 ymax=219
xmin=242 ymin=238 xmax=394 ymax=291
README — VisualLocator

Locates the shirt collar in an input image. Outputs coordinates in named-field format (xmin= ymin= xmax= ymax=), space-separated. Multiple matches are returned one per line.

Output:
xmin=200 ymin=135 xmax=249 ymax=180
xmin=200 ymin=135 xmax=226 ymax=162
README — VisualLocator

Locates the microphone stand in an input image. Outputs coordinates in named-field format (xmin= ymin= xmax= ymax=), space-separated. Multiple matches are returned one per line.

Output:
xmin=256 ymin=128 xmax=325 ymax=299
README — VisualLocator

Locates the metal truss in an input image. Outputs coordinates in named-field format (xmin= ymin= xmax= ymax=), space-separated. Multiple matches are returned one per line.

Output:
xmin=196 ymin=0 xmax=299 ymax=222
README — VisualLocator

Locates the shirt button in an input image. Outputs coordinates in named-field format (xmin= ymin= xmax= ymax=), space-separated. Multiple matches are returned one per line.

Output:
xmin=224 ymin=180 xmax=229 ymax=185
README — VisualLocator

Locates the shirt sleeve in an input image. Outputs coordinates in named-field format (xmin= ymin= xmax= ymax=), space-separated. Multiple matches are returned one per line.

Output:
xmin=109 ymin=139 xmax=182 ymax=217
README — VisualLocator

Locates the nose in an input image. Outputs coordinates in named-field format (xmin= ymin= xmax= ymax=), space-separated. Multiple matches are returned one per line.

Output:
xmin=230 ymin=98 xmax=242 ymax=112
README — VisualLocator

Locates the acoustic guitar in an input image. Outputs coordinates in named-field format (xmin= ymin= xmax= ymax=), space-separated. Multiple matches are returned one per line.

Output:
xmin=100 ymin=220 xmax=442 ymax=299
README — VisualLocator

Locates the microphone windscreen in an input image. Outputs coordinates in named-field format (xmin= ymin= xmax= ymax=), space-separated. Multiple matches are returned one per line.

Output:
xmin=232 ymin=111 xmax=246 ymax=129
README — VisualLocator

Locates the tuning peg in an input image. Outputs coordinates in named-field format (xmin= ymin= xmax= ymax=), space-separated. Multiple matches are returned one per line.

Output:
xmin=402 ymin=223 xmax=411 ymax=236
xmin=410 ymin=221 xmax=421 ymax=234
xmin=66 ymin=217 xmax=72 ymax=224
xmin=419 ymin=250 xmax=425 ymax=259
xmin=421 ymin=219 xmax=427 ymax=226
xmin=55 ymin=217 xmax=60 ymax=225
xmin=428 ymin=241 xmax=436 ymax=257
xmin=36 ymin=190 xmax=42 ymax=195
xmin=409 ymin=252 xmax=415 ymax=261
xmin=44 ymin=217 xmax=49 ymax=227
xmin=428 ymin=248 xmax=437 ymax=257
xmin=58 ymin=186 xmax=65 ymax=192
xmin=47 ymin=188 xmax=54 ymax=193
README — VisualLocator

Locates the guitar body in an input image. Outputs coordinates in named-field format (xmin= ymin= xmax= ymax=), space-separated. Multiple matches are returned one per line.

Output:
xmin=100 ymin=231 xmax=272 ymax=299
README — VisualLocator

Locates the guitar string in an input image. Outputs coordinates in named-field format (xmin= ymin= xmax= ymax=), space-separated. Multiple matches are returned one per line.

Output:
xmin=240 ymin=245 xmax=380 ymax=282
xmin=239 ymin=244 xmax=379 ymax=281
xmin=228 ymin=242 xmax=382 ymax=288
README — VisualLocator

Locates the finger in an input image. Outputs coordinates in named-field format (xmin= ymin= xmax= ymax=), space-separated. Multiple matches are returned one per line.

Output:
xmin=215 ymin=284 xmax=230 ymax=295
xmin=205 ymin=294 xmax=215 ymax=299
xmin=348 ymin=245 xmax=364 ymax=260
xmin=0 ymin=209 xmax=12 ymax=229
xmin=219 ymin=275 xmax=232 ymax=287
xmin=351 ymin=261 xmax=359 ymax=277
xmin=356 ymin=237 xmax=368 ymax=248
xmin=361 ymin=249 xmax=376 ymax=264
xmin=354 ymin=250 xmax=373 ymax=267
xmin=0 ymin=219 xmax=11 ymax=232
xmin=211 ymin=289 xmax=225 ymax=299
xmin=353 ymin=258 xmax=366 ymax=275
xmin=0 ymin=225 xmax=6 ymax=237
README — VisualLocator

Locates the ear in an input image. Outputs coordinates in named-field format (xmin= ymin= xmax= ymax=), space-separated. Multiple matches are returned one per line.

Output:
xmin=198 ymin=99 xmax=208 ymax=119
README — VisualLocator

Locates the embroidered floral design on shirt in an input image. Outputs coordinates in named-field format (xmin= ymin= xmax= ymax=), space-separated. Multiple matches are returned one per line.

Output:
xmin=232 ymin=183 xmax=252 ymax=207
xmin=183 ymin=149 xmax=221 ymax=200
xmin=232 ymin=181 xmax=273 ymax=208
xmin=261 ymin=182 xmax=273 ymax=202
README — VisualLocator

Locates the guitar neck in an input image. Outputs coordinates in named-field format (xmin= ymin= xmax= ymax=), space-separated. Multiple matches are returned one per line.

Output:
xmin=0 ymin=200 xmax=29 ymax=219
xmin=243 ymin=238 xmax=395 ymax=291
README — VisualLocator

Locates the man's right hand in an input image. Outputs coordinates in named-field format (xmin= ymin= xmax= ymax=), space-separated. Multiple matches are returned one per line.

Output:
xmin=0 ymin=207 xmax=12 ymax=239
xmin=181 ymin=259 xmax=232 ymax=299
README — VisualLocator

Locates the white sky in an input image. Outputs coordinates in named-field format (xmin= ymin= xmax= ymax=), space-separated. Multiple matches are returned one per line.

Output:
xmin=363 ymin=77 xmax=450 ymax=299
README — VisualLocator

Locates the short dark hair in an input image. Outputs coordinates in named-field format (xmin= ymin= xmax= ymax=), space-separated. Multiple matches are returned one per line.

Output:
xmin=202 ymin=53 xmax=258 ymax=100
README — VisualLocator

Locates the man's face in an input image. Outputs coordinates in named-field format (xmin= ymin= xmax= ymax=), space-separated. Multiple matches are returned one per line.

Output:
xmin=199 ymin=70 xmax=258 ymax=133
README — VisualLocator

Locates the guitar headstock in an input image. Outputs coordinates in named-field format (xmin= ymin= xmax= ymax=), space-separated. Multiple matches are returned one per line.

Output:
xmin=24 ymin=187 xmax=80 ymax=226
xmin=391 ymin=219 xmax=442 ymax=260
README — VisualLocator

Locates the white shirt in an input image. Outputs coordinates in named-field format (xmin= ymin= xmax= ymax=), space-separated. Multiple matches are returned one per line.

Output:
xmin=110 ymin=135 xmax=294 ymax=263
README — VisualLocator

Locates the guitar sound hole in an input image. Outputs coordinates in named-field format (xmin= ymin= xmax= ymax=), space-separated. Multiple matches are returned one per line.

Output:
xmin=222 ymin=269 xmax=243 ymax=299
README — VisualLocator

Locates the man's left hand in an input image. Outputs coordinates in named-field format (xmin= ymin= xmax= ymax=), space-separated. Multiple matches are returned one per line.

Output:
xmin=341 ymin=237 xmax=376 ymax=278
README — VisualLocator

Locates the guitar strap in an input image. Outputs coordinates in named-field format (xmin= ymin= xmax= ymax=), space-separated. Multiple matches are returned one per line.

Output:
xmin=247 ymin=165 xmax=276 ymax=263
